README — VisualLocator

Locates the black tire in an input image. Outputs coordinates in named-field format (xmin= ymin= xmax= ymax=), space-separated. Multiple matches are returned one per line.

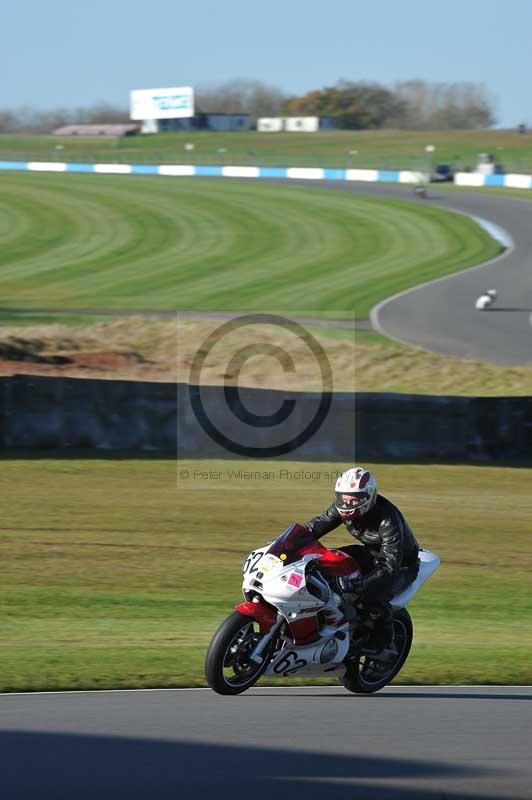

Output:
xmin=340 ymin=607 xmax=413 ymax=694
xmin=205 ymin=611 xmax=274 ymax=695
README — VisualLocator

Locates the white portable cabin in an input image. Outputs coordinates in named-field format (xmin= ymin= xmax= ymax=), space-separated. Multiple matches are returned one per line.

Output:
xmin=257 ymin=117 xmax=284 ymax=132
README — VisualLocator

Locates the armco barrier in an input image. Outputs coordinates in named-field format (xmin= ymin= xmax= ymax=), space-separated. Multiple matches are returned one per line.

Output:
xmin=0 ymin=160 xmax=531 ymax=189
xmin=1 ymin=374 xmax=531 ymax=462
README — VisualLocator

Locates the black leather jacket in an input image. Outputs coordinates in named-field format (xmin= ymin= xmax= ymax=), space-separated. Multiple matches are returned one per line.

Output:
xmin=304 ymin=494 xmax=420 ymax=590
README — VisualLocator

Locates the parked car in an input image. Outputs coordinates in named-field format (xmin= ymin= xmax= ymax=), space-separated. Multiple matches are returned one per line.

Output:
xmin=430 ymin=163 xmax=454 ymax=182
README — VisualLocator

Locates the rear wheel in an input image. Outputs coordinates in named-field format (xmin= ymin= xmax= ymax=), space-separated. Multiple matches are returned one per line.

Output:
xmin=340 ymin=607 xmax=413 ymax=694
xmin=205 ymin=611 xmax=274 ymax=695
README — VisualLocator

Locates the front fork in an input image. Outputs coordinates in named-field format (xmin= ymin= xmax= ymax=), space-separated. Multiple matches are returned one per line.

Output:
xmin=234 ymin=600 xmax=283 ymax=665
xmin=249 ymin=615 xmax=283 ymax=664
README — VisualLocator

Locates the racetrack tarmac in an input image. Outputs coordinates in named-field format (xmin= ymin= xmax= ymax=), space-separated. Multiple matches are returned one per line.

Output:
xmin=290 ymin=181 xmax=532 ymax=365
xmin=2 ymin=685 xmax=531 ymax=799
xmin=368 ymin=189 xmax=532 ymax=365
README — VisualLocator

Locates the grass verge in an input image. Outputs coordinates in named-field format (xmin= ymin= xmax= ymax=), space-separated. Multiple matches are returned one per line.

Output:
xmin=1 ymin=457 xmax=530 ymax=690
xmin=4 ymin=318 xmax=532 ymax=396
xmin=1 ymin=129 xmax=532 ymax=172
xmin=0 ymin=172 xmax=499 ymax=318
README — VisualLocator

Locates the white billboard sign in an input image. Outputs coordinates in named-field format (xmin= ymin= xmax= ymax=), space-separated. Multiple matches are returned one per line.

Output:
xmin=130 ymin=87 xmax=194 ymax=120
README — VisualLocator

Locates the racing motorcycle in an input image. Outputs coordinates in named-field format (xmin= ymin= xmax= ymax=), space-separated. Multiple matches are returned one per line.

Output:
xmin=205 ymin=523 xmax=440 ymax=695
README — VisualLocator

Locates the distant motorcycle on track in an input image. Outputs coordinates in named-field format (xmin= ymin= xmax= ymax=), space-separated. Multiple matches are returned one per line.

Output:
xmin=205 ymin=523 xmax=440 ymax=695
xmin=414 ymin=184 xmax=428 ymax=199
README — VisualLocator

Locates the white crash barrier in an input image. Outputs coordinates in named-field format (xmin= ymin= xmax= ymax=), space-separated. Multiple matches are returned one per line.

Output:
xmin=455 ymin=172 xmax=486 ymax=187
xmin=94 ymin=164 xmax=132 ymax=174
xmin=3 ymin=161 xmax=531 ymax=192
xmin=27 ymin=162 xmax=67 ymax=172
xmin=286 ymin=168 xmax=325 ymax=180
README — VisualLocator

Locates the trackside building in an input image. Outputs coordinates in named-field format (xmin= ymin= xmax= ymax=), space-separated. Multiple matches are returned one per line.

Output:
xmin=130 ymin=86 xmax=250 ymax=133
xmin=257 ymin=116 xmax=336 ymax=132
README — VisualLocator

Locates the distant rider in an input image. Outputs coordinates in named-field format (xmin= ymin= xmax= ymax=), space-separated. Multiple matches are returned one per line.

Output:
xmin=303 ymin=467 xmax=420 ymax=653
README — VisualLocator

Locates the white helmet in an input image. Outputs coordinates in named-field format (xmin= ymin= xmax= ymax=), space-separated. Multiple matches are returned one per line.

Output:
xmin=334 ymin=467 xmax=377 ymax=520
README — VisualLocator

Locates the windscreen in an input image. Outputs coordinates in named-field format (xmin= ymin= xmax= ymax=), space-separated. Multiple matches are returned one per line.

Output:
xmin=267 ymin=523 xmax=316 ymax=563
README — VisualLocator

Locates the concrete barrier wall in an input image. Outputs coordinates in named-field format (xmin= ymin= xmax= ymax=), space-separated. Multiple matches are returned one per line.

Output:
xmin=455 ymin=171 xmax=532 ymax=189
xmin=1 ymin=374 xmax=530 ymax=462
xmin=1 ymin=160 xmax=531 ymax=190
xmin=0 ymin=160 xmax=427 ymax=184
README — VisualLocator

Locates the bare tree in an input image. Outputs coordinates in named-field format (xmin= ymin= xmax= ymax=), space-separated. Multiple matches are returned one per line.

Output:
xmin=0 ymin=110 xmax=19 ymax=133
xmin=0 ymin=103 xmax=129 ymax=133
xmin=196 ymin=79 xmax=286 ymax=121
xmin=77 ymin=103 xmax=129 ymax=124
xmin=393 ymin=81 xmax=495 ymax=129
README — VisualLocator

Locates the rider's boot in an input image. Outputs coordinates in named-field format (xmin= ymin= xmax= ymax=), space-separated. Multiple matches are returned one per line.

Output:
xmin=339 ymin=592 xmax=359 ymax=620
xmin=366 ymin=603 xmax=397 ymax=656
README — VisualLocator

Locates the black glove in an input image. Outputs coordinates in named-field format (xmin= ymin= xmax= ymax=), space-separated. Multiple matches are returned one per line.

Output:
xmin=338 ymin=575 xmax=366 ymax=595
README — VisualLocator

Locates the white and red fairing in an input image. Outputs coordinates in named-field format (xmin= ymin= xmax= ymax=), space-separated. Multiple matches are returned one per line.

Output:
xmin=236 ymin=524 xmax=358 ymax=676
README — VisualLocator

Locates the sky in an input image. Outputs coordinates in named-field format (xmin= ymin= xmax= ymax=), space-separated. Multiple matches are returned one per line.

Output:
xmin=2 ymin=0 xmax=531 ymax=127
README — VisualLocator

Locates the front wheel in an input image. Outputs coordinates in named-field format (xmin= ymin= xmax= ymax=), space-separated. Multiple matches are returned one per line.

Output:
xmin=340 ymin=607 xmax=413 ymax=694
xmin=205 ymin=611 xmax=274 ymax=695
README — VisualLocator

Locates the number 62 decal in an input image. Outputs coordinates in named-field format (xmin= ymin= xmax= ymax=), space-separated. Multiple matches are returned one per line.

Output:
xmin=272 ymin=650 xmax=307 ymax=676
xmin=243 ymin=551 xmax=264 ymax=575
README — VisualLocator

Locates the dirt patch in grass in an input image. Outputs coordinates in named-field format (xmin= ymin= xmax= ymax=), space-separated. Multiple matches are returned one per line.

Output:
xmin=0 ymin=349 xmax=153 ymax=376
xmin=0 ymin=349 xmax=157 ymax=378
xmin=0 ymin=319 xmax=170 ymax=381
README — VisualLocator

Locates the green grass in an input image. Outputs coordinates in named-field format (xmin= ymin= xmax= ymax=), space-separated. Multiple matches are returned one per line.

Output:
xmin=438 ymin=184 xmax=532 ymax=201
xmin=0 ymin=172 xmax=499 ymax=319
xmin=0 ymin=456 xmax=531 ymax=691
xmin=2 ymin=129 xmax=532 ymax=172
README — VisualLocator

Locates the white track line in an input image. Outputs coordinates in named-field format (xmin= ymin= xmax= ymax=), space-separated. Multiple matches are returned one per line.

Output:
xmin=1 ymin=685 xmax=529 ymax=697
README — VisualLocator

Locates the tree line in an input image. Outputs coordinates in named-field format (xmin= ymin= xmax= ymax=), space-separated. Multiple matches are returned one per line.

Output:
xmin=0 ymin=79 xmax=495 ymax=133
xmin=282 ymin=80 xmax=494 ymax=130
xmin=0 ymin=103 xmax=130 ymax=134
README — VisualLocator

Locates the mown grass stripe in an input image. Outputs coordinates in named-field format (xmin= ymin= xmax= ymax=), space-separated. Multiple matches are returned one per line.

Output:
xmin=0 ymin=173 xmax=499 ymax=318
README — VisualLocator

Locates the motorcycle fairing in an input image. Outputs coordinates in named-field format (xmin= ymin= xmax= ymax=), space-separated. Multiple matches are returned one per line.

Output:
xmin=263 ymin=636 xmax=349 ymax=678
xmin=234 ymin=600 xmax=277 ymax=633
xmin=390 ymin=550 xmax=440 ymax=608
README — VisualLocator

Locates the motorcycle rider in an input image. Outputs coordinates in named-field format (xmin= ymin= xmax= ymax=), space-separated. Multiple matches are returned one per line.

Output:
xmin=303 ymin=467 xmax=420 ymax=653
